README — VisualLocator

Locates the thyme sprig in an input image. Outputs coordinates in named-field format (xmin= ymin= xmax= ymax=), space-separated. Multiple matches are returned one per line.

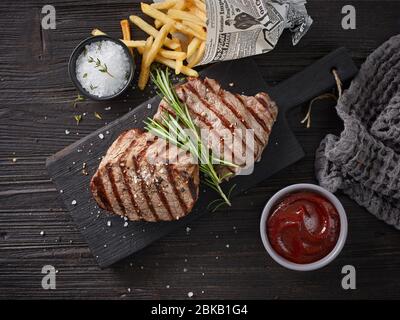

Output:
xmin=87 ymin=56 xmax=114 ymax=78
xmin=145 ymin=69 xmax=238 ymax=206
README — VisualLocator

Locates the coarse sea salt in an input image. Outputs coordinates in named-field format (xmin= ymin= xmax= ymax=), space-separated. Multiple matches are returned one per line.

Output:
xmin=76 ymin=40 xmax=130 ymax=98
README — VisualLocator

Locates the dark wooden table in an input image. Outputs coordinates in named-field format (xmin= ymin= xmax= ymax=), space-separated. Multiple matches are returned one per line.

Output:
xmin=1 ymin=0 xmax=400 ymax=300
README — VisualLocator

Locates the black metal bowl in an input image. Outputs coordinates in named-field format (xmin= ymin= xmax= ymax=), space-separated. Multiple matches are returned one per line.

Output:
xmin=68 ymin=35 xmax=135 ymax=101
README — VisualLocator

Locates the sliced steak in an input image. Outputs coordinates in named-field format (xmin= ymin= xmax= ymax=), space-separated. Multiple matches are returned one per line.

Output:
xmin=91 ymin=128 xmax=199 ymax=222
xmin=154 ymin=77 xmax=278 ymax=178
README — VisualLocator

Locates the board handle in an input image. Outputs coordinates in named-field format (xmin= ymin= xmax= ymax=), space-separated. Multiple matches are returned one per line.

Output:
xmin=269 ymin=47 xmax=358 ymax=112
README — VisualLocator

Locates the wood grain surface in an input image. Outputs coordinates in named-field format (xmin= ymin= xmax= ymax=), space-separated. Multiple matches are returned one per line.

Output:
xmin=1 ymin=0 xmax=400 ymax=299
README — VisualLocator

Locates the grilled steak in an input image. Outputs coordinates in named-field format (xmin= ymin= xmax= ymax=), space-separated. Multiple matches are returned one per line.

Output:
xmin=91 ymin=77 xmax=278 ymax=222
xmin=91 ymin=128 xmax=199 ymax=222
xmin=154 ymin=77 xmax=278 ymax=177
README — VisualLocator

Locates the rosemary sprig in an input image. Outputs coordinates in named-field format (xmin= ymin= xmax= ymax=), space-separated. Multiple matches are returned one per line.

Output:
xmin=87 ymin=56 xmax=114 ymax=78
xmin=145 ymin=69 xmax=238 ymax=206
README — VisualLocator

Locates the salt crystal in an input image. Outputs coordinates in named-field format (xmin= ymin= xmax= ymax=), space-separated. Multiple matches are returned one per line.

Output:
xmin=187 ymin=292 xmax=193 ymax=298
xmin=107 ymin=221 xmax=112 ymax=227
xmin=124 ymin=222 xmax=128 ymax=227
xmin=40 ymin=231 xmax=45 ymax=236
xmin=65 ymin=129 xmax=70 ymax=135
xmin=75 ymin=40 xmax=130 ymax=98
xmin=98 ymin=133 xmax=104 ymax=140
xmin=71 ymin=200 xmax=77 ymax=205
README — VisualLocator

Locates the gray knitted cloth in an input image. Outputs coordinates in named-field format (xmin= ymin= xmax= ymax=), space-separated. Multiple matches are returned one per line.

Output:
xmin=315 ymin=34 xmax=400 ymax=230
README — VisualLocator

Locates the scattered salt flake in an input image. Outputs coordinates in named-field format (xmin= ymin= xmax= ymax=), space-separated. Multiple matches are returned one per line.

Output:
xmin=202 ymin=272 xmax=205 ymax=276
xmin=140 ymin=266 xmax=144 ymax=270
xmin=216 ymin=256 xmax=219 ymax=260
xmin=65 ymin=129 xmax=70 ymax=135
xmin=12 ymin=158 xmax=17 ymax=163
xmin=59 ymin=190 xmax=63 ymax=194
xmin=166 ymin=285 xmax=170 ymax=289
xmin=226 ymin=244 xmax=230 ymax=248
xmin=71 ymin=200 xmax=77 ymax=205
xmin=229 ymin=82 xmax=234 ymax=87
xmin=201 ymin=290 xmax=205 ymax=294
xmin=186 ymin=227 xmax=191 ymax=234
xmin=40 ymin=231 xmax=45 ymax=236
xmin=98 ymin=133 xmax=105 ymax=140
xmin=183 ymin=268 xmax=188 ymax=272
xmin=104 ymin=244 xmax=107 ymax=248
xmin=124 ymin=222 xmax=129 ymax=227
xmin=147 ymin=103 xmax=152 ymax=109
xmin=127 ymin=288 xmax=131 ymax=293
xmin=105 ymin=106 xmax=111 ymax=111
xmin=107 ymin=221 xmax=112 ymax=227
xmin=187 ymin=292 xmax=193 ymax=298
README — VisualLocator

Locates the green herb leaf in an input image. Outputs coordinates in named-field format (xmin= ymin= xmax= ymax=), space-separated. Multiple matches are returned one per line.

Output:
xmin=74 ymin=114 xmax=82 ymax=125
xmin=83 ymin=73 xmax=88 ymax=78
xmin=73 ymin=94 xmax=85 ymax=108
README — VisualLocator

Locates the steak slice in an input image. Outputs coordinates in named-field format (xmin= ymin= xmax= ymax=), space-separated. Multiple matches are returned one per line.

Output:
xmin=91 ymin=128 xmax=199 ymax=222
xmin=154 ymin=77 xmax=278 ymax=178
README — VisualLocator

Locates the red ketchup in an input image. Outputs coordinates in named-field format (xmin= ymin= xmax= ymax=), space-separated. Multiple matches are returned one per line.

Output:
xmin=267 ymin=191 xmax=340 ymax=264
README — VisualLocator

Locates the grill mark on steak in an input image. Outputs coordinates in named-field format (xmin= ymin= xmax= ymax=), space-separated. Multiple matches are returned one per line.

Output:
xmin=179 ymin=86 xmax=237 ymax=162
xmin=203 ymin=79 xmax=263 ymax=155
xmin=107 ymin=165 xmax=127 ymax=216
xmin=120 ymin=163 xmax=141 ymax=219
xmin=185 ymin=83 xmax=234 ymax=133
xmin=92 ymin=172 xmax=112 ymax=211
xmin=256 ymin=94 xmax=275 ymax=122
xmin=132 ymin=134 xmax=159 ymax=221
xmin=149 ymin=163 xmax=175 ymax=220
xmin=165 ymin=143 xmax=189 ymax=213
xmin=235 ymin=94 xmax=269 ymax=134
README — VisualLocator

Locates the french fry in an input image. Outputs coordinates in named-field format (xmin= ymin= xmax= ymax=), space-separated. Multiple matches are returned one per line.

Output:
xmin=158 ymin=49 xmax=186 ymax=60
xmin=120 ymin=19 xmax=133 ymax=55
xmin=154 ymin=19 xmax=163 ymax=29
xmin=144 ymin=23 xmax=174 ymax=68
xmin=167 ymin=9 xmax=206 ymax=27
xmin=91 ymin=29 xmax=145 ymax=48
xmin=91 ymin=28 xmax=106 ymax=36
xmin=141 ymin=3 xmax=203 ymax=39
xmin=175 ymin=58 xmax=183 ymax=75
xmin=189 ymin=7 xmax=207 ymax=23
xmin=186 ymin=37 xmax=201 ymax=59
xmin=173 ymin=0 xmax=186 ymax=10
xmin=139 ymin=36 xmax=154 ymax=90
xmin=176 ymin=24 xmax=206 ymax=40
xmin=129 ymin=15 xmax=179 ymax=50
xmin=150 ymin=0 xmax=179 ymax=10
xmin=155 ymin=56 xmax=199 ymax=77
xmin=193 ymin=0 xmax=206 ymax=13
xmin=182 ymin=20 xmax=206 ymax=35
xmin=141 ymin=3 xmax=175 ymax=25
xmin=123 ymin=40 xmax=147 ymax=48
xmin=137 ymin=47 xmax=198 ymax=77
xmin=187 ymin=40 xmax=205 ymax=68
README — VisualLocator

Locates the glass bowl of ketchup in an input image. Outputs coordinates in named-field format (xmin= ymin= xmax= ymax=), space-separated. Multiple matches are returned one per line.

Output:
xmin=260 ymin=184 xmax=348 ymax=271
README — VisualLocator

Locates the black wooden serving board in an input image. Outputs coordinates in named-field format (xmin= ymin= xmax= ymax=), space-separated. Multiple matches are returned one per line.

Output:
xmin=46 ymin=48 xmax=358 ymax=268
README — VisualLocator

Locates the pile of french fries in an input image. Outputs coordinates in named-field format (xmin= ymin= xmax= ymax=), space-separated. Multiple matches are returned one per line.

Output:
xmin=91 ymin=0 xmax=207 ymax=90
